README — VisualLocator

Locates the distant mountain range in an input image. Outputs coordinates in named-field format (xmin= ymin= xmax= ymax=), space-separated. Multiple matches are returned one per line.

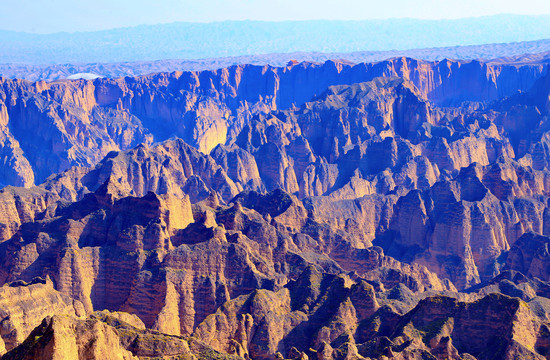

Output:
xmin=1 ymin=15 xmax=550 ymax=65
xmin=1 ymin=38 xmax=550 ymax=82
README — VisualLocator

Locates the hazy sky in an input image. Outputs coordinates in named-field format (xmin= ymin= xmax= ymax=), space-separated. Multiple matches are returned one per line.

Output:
xmin=3 ymin=0 xmax=550 ymax=33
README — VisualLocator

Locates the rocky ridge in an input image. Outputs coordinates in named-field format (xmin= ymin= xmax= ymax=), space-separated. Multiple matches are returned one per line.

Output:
xmin=1 ymin=56 xmax=550 ymax=359
xmin=0 ymin=56 xmax=546 ymax=187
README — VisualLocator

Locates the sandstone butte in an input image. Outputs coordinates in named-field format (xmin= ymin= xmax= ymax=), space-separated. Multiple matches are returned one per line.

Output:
xmin=0 ymin=55 xmax=550 ymax=359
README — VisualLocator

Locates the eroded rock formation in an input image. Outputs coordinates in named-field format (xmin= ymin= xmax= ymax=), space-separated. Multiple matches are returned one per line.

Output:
xmin=1 ymin=56 xmax=550 ymax=359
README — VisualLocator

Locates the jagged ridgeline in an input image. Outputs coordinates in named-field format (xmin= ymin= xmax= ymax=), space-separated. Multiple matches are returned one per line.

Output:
xmin=0 ymin=56 xmax=550 ymax=359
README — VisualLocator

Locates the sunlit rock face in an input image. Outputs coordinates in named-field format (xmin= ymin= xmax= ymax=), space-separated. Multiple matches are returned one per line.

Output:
xmin=2 ymin=57 xmax=550 ymax=359
xmin=0 ymin=57 xmax=544 ymax=186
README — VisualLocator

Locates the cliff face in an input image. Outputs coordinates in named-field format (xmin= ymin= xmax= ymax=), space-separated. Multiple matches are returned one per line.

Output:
xmin=0 ymin=278 xmax=85 ymax=354
xmin=0 ymin=182 xmax=451 ymax=343
xmin=0 ymin=57 xmax=545 ymax=187
xmin=194 ymin=269 xmax=545 ymax=360
xmin=1 ymin=67 xmax=550 ymax=289
xmin=380 ymin=159 xmax=550 ymax=289
xmin=2 ymin=56 xmax=550 ymax=360
xmin=2 ymin=311 xmax=240 ymax=360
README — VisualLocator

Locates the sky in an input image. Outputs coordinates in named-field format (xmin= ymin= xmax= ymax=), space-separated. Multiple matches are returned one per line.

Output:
xmin=2 ymin=0 xmax=550 ymax=33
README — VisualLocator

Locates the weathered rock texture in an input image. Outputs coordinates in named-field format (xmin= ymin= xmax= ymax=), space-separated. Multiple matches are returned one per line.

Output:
xmin=2 ymin=311 xmax=240 ymax=360
xmin=194 ymin=269 xmax=547 ymax=360
xmin=0 ymin=57 xmax=545 ymax=186
xmin=1 ymin=56 xmax=550 ymax=359
xmin=0 ymin=277 xmax=85 ymax=355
